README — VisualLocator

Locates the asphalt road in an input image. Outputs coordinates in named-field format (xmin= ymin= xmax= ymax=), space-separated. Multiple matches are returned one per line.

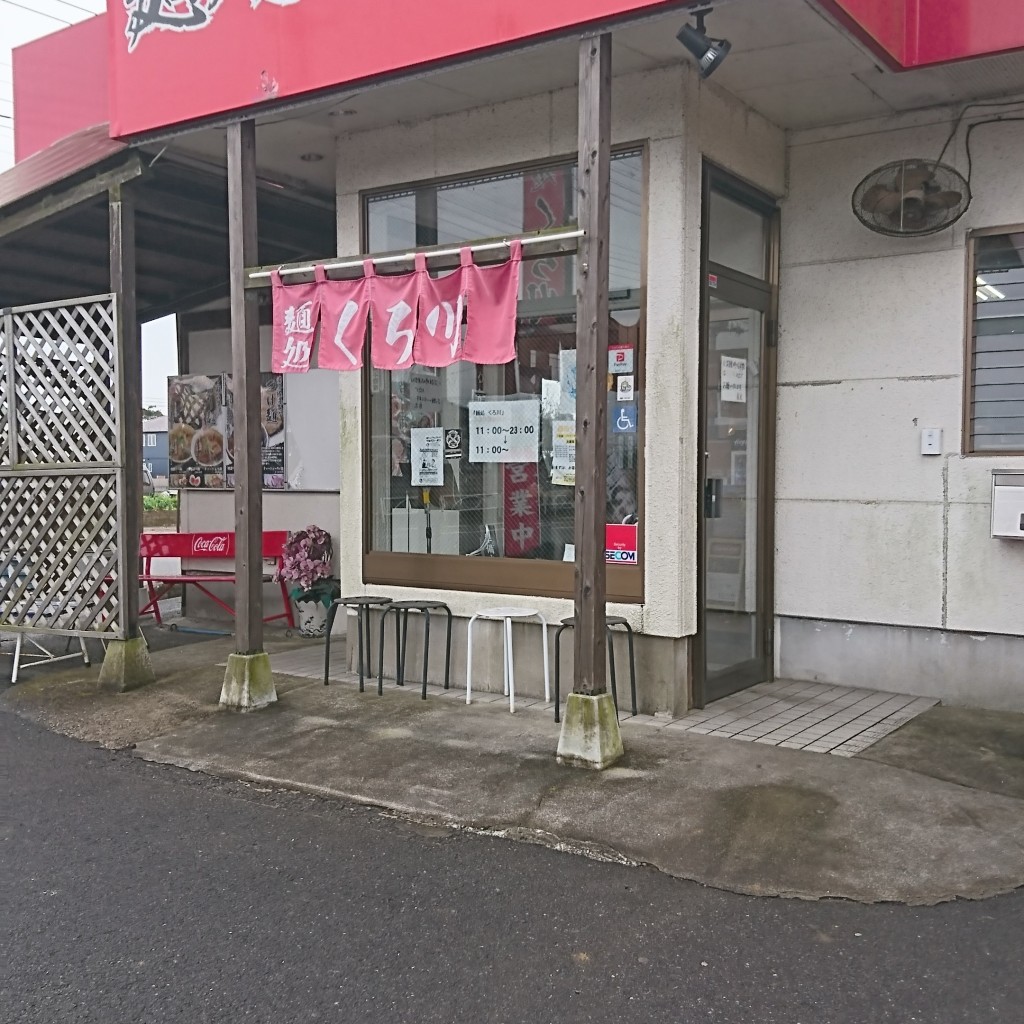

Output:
xmin=1 ymin=709 xmax=1021 ymax=1024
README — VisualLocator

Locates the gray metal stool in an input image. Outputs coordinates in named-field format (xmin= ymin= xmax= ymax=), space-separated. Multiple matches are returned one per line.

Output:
xmin=378 ymin=600 xmax=453 ymax=700
xmin=553 ymin=615 xmax=638 ymax=723
xmin=324 ymin=596 xmax=392 ymax=691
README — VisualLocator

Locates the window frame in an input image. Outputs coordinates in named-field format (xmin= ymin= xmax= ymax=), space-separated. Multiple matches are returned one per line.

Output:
xmin=964 ymin=224 xmax=1024 ymax=457
xmin=359 ymin=144 xmax=649 ymax=602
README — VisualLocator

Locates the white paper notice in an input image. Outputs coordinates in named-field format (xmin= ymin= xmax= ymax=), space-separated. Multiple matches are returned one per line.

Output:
xmin=469 ymin=400 xmax=540 ymax=463
xmin=721 ymin=356 xmax=747 ymax=404
xmin=411 ymin=427 xmax=444 ymax=485
xmin=541 ymin=378 xmax=562 ymax=420
xmin=551 ymin=420 xmax=576 ymax=486
xmin=558 ymin=350 xmax=578 ymax=416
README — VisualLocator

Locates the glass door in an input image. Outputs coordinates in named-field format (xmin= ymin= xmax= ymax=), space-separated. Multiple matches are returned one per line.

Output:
xmin=696 ymin=172 xmax=777 ymax=706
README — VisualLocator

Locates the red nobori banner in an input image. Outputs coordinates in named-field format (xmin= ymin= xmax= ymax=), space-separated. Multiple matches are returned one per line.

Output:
xmin=109 ymin=1 xmax=680 ymax=138
xmin=522 ymin=167 xmax=572 ymax=301
xmin=503 ymin=462 xmax=541 ymax=558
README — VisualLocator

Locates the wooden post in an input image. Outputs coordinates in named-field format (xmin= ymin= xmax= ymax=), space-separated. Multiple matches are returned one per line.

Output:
xmin=227 ymin=119 xmax=264 ymax=655
xmin=109 ymin=184 xmax=141 ymax=642
xmin=572 ymin=33 xmax=612 ymax=697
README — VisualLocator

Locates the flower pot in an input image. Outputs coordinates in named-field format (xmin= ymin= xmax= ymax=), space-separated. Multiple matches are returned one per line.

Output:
xmin=294 ymin=596 xmax=329 ymax=638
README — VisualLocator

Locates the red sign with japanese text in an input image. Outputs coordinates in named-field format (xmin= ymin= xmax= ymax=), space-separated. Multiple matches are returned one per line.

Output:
xmin=108 ymin=1 xmax=683 ymax=138
xmin=522 ymin=167 xmax=572 ymax=301
xmin=503 ymin=463 xmax=541 ymax=558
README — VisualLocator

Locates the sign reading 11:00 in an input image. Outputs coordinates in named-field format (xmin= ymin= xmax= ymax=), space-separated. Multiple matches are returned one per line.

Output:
xmin=468 ymin=400 xmax=541 ymax=463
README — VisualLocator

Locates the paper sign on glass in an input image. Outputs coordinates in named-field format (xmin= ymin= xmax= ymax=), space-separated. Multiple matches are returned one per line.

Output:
xmin=721 ymin=355 xmax=747 ymax=404
xmin=468 ymin=399 xmax=540 ymax=463
xmin=551 ymin=420 xmax=576 ymax=487
xmin=411 ymin=427 xmax=444 ymax=486
xmin=558 ymin=349 xmax=577 ymax=415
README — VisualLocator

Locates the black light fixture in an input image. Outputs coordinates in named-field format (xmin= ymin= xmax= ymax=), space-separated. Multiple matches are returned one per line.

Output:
xmin=677 ymin=7 xmax=732 ymax=79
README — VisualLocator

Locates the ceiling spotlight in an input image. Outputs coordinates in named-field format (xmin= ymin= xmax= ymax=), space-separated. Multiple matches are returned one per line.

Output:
xmin=677 ymin=7 xmax=732 ymax=79
xmin=300 ymin=152 xmax=325 ymax=162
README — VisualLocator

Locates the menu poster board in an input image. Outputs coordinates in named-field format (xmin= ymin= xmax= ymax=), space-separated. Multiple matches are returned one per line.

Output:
xmin=224 ymin=373 xmax=287 ymax=490
xmin=167 ymin=375 xmax=227 ymax=489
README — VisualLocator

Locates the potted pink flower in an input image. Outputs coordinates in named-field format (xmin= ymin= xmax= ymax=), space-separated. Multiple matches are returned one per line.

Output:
xmin=275 ymin=525 xmax=339 ymax=637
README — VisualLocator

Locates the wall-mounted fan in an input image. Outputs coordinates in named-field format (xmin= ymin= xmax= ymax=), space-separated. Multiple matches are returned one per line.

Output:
xmin=852 ymin=159 xmax=971 ymax=237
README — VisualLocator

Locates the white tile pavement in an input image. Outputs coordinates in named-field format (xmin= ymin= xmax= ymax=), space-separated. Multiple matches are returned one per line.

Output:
xmin=269 ymin=646 xmax=937 ymax=757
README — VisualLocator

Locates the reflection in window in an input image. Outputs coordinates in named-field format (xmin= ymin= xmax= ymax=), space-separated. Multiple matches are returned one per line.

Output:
xmin=971 ymin=233 xmax=1024 ymax=452
xmin=365 ymin=151 xmax=644 ymax=564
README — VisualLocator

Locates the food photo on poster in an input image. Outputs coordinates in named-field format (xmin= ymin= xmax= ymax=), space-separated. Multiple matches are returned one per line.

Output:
xmin=224 ymin=373 xmax=287 ymax=489
xmin=167 ymin=375 xmax=226 ymax=489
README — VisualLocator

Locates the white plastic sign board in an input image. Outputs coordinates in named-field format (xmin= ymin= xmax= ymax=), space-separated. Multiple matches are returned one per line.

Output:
xmin=469 ymin=400 xmax=540 ymax=463
xmin=411 ymin=427 xmax=444 ymax=485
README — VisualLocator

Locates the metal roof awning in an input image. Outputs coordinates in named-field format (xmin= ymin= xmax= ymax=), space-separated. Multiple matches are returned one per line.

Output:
xmin=0 ymin=125 xmax=335 ymax=321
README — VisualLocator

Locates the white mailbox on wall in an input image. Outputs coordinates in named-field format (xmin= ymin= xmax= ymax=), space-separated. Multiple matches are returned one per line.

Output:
xmin=991 ymin=471 xmax=1024 ymax=539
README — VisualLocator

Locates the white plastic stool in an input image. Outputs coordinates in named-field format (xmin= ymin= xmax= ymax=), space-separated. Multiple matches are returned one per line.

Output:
xmin=466 ymin=607 xmax=549 ymax=713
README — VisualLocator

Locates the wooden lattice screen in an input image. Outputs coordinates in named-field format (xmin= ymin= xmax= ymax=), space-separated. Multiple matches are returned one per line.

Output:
xmin=0 ymin=296 xmax=125 ymax=639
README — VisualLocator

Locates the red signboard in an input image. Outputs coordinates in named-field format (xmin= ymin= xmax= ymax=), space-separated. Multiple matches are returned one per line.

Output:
xmin=522 ymin=167 xmax=572 ymax=301
xmin=108 ymin=0 xmax=683 ymax=138
xmin=820 ymin=0 xmax=1024 ymax=69
xmin=503 ymin=463 xmax=541 ymax=558
xmin=605 ymin=524 xmax=638 ymax=565
xmin=12 ymin=16 xmax=109 ymax=161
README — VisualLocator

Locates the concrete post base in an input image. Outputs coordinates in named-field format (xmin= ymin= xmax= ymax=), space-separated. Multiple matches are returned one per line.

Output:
xmin=98 ymin=636 xmax=156 ymax=693
xmin=556 ymin=692 xmax=624 ymax=770
xmin=220 ymin=652 xmax=278 ymax=712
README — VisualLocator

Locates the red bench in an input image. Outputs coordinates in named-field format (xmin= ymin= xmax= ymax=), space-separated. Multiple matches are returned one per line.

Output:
xmin=139 ymin=531 xmax=295 ymax=629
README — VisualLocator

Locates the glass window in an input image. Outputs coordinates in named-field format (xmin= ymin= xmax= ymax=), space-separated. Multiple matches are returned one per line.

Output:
xmin=364 ymin=151 xmax=644 ymax=584
xmin=970 ymin=232 xmax=1024 ymax=452
xmin=707 ymin=191 xmax=766 ymax=280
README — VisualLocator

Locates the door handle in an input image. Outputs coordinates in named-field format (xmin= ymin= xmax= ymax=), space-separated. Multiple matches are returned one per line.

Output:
xmin=704 ymin=478 xmax=722 ymax=519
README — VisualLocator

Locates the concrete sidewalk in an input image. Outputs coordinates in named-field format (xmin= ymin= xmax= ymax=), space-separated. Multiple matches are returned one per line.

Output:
xmin=3 ymin=635 xmax=1023 ymax=906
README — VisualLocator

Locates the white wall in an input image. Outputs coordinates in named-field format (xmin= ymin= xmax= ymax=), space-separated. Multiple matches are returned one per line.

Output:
xmin=778 ymin=103 xmax=1024 ymax=646
xmin=334 ymin=65 xmax=785 ymax=640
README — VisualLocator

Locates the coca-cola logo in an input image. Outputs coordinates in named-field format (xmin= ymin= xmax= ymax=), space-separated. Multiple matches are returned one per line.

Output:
xmin=192 ymin=535 xmax=230 ymax=555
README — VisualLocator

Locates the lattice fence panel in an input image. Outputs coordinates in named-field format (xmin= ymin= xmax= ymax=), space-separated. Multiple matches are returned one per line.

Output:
xmin=1 ymin=295 xmax=123 ymax=639
xmin=9 ymin=299 xmax=118 ymax=466
xmin=0 ymin=474 xmax=121 ymax=635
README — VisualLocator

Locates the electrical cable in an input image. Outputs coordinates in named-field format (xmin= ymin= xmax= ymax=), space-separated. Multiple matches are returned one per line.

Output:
xmin=964 ymin=116 xmax=1024 ymax=189
xmin=935 ymin=99 xmax=1024 ymax=166
xmin=0 ymin=0 xmax=70 ymax=23
xmin=42 ymin=0 xmax=101 ymax=15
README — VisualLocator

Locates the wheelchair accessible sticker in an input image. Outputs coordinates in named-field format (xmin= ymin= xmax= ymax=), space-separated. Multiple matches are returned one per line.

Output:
xmin=611 ymin=403 xmax=637 ymax=434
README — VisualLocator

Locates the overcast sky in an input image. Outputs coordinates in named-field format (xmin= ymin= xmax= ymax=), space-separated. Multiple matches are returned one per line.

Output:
xmin=2 ymin=0 xmax=178 ymax=412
